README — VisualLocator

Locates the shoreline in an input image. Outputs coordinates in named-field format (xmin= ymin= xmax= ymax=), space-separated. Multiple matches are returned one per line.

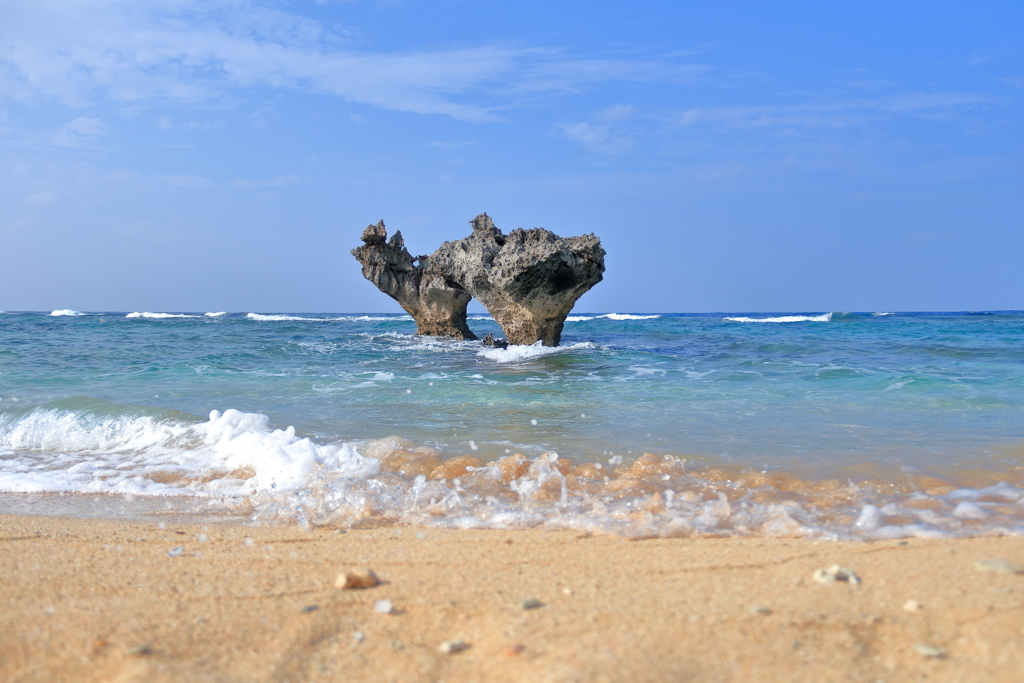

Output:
xmin=2 ymin=513 xmax=1022 ymax=682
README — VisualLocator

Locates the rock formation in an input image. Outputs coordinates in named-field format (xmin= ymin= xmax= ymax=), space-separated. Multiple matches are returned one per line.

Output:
xmin=430 ymin=214 xmax=605 ymax=346
xmin=351 ymin=221 xmax=477 ymax=340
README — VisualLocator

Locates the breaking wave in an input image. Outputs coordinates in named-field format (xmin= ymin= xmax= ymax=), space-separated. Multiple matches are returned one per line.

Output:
xmin=49 ymin=310 xmax=84 ymax=317
xmin=1 ymin=405 xmax=1021 ymax=539
xmin=566 ymin=314 xmax=662 ymax=322
xmin=476 ymin=341 xmax=597 ymax=363
xmin=127 ymin=312 xmax=200 ymax=319
xmin=725 ymin=313 xmax=834 ymax=323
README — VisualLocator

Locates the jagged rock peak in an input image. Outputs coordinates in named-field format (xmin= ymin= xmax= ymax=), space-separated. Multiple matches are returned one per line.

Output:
xmin=469 ymin=212 xmax=505 ymax=244
xmin=431 ymin=214 xmax=605 ymax=347
xmin=361 ymin=220 xmax=387 ymax=245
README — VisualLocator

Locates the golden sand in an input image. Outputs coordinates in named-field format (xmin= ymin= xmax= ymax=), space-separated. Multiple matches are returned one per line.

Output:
xmin=2 ymin=513 xmax=1022 ymax=682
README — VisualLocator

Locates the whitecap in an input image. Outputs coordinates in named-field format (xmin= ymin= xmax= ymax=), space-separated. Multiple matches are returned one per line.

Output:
xmin=0 ymin=407 xmax=378 ymax=497
xmin=565 ymin=313 xmax=661 ymax=322
xmin=49 ymin=310 xmax=84 ymax=317
xmin=246 ymin=313 xmax=320 ymax=321
xmin=477 ymin=341 xmax=596 ymax=363
xmin=126 ymin=312 xmax=199 ymax=319
xmin=601 ymin=313 xmax=661 ymax=320
xmin=205 ymin=312 xmax=228 ymax=317
xmin=724 ymin=313 xmax=833 ymax=323
xmin=335 ymin=315 xmax=413 ymax=322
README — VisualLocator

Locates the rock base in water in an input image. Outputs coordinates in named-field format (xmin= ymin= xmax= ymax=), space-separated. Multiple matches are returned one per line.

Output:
xmin=351 ymin=221 xmax=477 ymax=340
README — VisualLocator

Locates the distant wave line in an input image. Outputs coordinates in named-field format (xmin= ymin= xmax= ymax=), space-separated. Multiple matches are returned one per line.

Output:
xmin=724 ymin=313 xmax=833 ymax=323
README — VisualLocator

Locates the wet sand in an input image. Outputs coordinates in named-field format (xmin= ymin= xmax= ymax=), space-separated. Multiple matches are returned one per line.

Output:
xmin=2 ymin=513 xmax=1022 ymax=682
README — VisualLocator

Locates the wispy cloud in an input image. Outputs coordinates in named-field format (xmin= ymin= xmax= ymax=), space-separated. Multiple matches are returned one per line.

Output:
xmin=559 ymin=121 xmax=634 ymax=154
xmin=0 ymin=0 xmax=701 ymax=122
xmin=671 ymin=93 xmax=996 ymax=131
xmin=51 ymin=115 xmax=108 ymax=147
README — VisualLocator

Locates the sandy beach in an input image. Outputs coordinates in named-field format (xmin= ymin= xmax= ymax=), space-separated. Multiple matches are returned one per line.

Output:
xmin=2 ymin=513 xmax=1022 ymax=682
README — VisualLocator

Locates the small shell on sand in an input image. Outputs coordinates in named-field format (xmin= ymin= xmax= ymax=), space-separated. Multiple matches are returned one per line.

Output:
xmin=335 ymin=569 xmax=380 ymax=589
xmin=914 ymin=644 xmax=946 ymax=659
xmin=749 ymin=605 xmax=772 ymax=615
xmin=903 ymin=600 xmax=923 ymax=612
xmin=812 ymin=564 xmax=861 ymax=585
xmin=974 ymin=559 xmax=1024 ymax=575
xmin=439 ymin=639 xmax=469 ymax=654
xmin=374 ymin=599 xmax=394 ymax=615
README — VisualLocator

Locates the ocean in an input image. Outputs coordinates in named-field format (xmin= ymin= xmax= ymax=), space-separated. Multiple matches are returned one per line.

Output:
xmin=1 ymin=309 xmax=1022 ymax=539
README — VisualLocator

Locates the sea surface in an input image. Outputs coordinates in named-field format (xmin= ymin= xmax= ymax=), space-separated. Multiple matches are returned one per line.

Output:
xmin=1 ymin=309 xmax=1022 ymax=539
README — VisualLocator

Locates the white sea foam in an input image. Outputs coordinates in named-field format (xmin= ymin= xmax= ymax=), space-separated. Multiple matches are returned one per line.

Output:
xmin=246 ymin=313 xmax=315 ymax=321
xmin=340 ymin=315 xmax=413 ymax=321
xmin=566 ymin=313 xmax=662 ymax=322
xmin=205 ymin=312 xmax=228 ymax=317
xmin=1 ymin=408 xmax=1022 ymax=538
xmin=0 ymin=407 xmax=378 ymax=497
xmin=49 ymin=310 xmax=84 ymax=317
xmin=126 ymin=312 xmax=199 ymax=319
xmin=724 ymin=313 xmax=833 ymax=323
xmin=477 ymin=341 xmax=597 ymax=363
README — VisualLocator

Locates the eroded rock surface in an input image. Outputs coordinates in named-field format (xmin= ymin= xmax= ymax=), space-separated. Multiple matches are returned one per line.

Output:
xmin=431 ymin=214 xmax=605 ymax=346
xmin=351 ymin=221 xmax=477 ymax=340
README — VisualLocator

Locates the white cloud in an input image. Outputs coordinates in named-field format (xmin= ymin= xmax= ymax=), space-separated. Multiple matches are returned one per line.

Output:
xmin=66 ymin=116 xmax=107 ymax=135
xmin=0 ymin=1 xmax=696 ymax=122
xmin=51 ymin=115 xmax=108 ymax=147
xmin=595 ymin=104 xmax=636 ymax=122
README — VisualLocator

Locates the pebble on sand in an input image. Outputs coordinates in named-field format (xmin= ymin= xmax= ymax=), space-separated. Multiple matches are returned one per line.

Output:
xmin=903 ymin=600 xmax=923 ymax=612
xmin=520 ymin=597 xmax=543 ymax=610
xmin=167 ymin=547 xmax=184 ymax=557
xmin=974 ymin=559 xmax=1024 ymax=575
xmin=374 ymin=599 xmax=394 ymax=615
xmin=439 ymin=639 xmax=470 ymax=654
xmin=749 ymin=605 xmax=772 ymax=615
xmin=914 ymin=644 xmax=946 ymax=659
xmin=336 ymin=568 xmax=381 ymax=589
xmin=812 ymin=564 xmax=861 ymax=585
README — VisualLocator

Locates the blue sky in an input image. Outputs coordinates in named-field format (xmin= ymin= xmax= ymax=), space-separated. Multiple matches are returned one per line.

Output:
xmin=1 ymin=0 xmax=1021 ymax=313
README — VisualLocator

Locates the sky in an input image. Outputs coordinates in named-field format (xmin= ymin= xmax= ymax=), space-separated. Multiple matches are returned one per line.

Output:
xmin=1 ymin=0 xmax=1021 ymax=314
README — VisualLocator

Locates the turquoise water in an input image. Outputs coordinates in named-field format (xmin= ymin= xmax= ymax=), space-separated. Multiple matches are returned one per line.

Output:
xmin=1 ymin=310 xmax=1022 ymax=538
